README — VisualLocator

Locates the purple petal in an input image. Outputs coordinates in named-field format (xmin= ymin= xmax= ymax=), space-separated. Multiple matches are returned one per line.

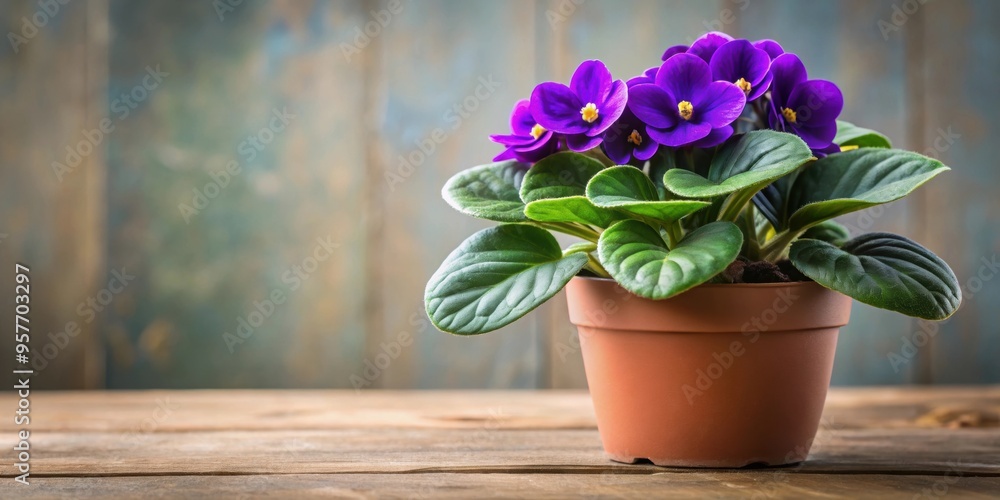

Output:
xmin=687 ymin=32 xmax=734 ymax=63
xmin=627 ymin=84 xmax=678 ymax=129
xmin=655 ymin=53 xmax=712 ymax=103
xmin=786 ymin=79 xmax=844 ymax=125
xmin=812 ymin=142 xmax=841 ymax=158
xmin=689 ymin=126 xmax=733 ymax=148
xmin=570 ymin=60 xmax=613 ymax=106
xmin=493 ymin=147 xmax=517 ymax=161
xmin=709 ymin=40 xmax=771 ymax=98
xmin=586 ymin=79 xmax=628 ymax=136
xmin=769 ymin=53 xmax=807 ymax=107
xmin=692 ymin=81 xmax=746 ymax=128
xmin=753 ymin=39 xmax=784 ymax=60
xmin=647 ymin=121 xmax=712 ymax=148
xmin=602 ymin=134 xmax=632 ymax=164
xmin=566 ymin=133 xmax=603 ymax=152
xmin=530 ymin=82 xmax=588 ymax=134
xmin=489 ymin=133 xmax=537 ymax=147
xmin=508 ymin=99 xmax=535 ymax=136
xmin=515 ymin=131 xmax=556 ymax=153
xmin=661 ymin=44 xmax=689 ymax=61
xmin=633 ymin=133 xmax=659 ymax=160
xmin=749 ymin=71 xmax=773 ymax=101
xmin=791 ymin=121 xmax=838 ymax=149
xmin=627 ymin=66 xmax=658 ymax=88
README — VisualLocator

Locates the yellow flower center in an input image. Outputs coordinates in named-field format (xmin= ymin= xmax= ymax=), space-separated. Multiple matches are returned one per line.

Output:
xmin=781 ymin=107 xmax=798 ymax=124
xmin=530 ymin=124 xmax=546 ymax=140
xmin=580 ymin=102 xmax=599 ymax=123
xmin=678 ymin=100 xmax=694 ymax=121
xmin=735 ymin=77 xmax=752 ymax=94
xmin=627 ymin=130 xmax=642 ymax=146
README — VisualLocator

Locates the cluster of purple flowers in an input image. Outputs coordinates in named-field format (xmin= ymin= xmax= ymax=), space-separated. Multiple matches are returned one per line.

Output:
xmin=491 ymin=31 xmax=844 ymax=165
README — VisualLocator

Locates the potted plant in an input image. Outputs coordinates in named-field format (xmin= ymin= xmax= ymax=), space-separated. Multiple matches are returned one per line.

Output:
xmin=424 ymin=31 xmax=961 ymax=467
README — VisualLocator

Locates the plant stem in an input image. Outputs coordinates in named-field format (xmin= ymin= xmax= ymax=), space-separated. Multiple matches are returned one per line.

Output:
xmin=758 ymin=229 xmax=800 ymax=262
xmin=536 ymin=222 xmax=600 ymax=243
xmin=585 ymin=253 xmax=611 ymax=278
xmin=744 ymin=204 xmax=761 ymax=261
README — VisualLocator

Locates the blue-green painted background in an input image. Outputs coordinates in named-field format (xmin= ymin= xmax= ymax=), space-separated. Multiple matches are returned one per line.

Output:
xmin=0 ymin=0 xmax=997 ymax=389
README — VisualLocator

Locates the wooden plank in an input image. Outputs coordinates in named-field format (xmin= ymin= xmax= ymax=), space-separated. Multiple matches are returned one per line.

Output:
xmin=2 ymin=427 xmax=997 ymax=477
xmin=12 ymin=474 xmax=1000 ymax=499
xmin=1 ymin=388 xmax=998 ymax=433
xmin=101 ymin=1 xmax=368 ymax=387
xmin=0 ymin=0 xmax=107 ymax=390
xmin=921 ymin=0 xmax=1000 ymax=383
xmin=373 ymin=0 xmax=546 ymax=389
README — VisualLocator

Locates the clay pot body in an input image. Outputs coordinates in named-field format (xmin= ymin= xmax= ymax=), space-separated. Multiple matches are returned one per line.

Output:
xmin=565 ymin=276 xmax=852 ymax=467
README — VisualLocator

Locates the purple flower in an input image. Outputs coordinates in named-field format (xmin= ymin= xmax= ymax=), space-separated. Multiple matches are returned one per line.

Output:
xmin=709 ymin=39 xmax=773 ymax=101
xmin=529 ymin=60 xmax=627 ymax=152
xmin=602 ymin=106 xmax=658 ymax=165
xmin=767 ymin=53 xmax=844 ymax=150
xmin=687 ymin=31 xmax=734 ymax=63
xmin=753 ymin=39 xmax=784 ymax=60
xmin=660 ymin=44 xmax=688 ymax=61
xmin=489 ymin=98 xmax=559 ymax=163
xmin=628 ymin=53 xmax=746 ymax=148
xmin=626 ymin=66 xmax=658 ymax=87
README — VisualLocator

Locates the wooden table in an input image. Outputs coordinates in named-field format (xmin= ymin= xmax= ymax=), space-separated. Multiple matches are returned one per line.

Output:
xmin=2 ymin=388 xmax=999 ymax=498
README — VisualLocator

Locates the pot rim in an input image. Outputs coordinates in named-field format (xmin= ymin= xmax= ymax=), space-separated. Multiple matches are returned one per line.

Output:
xmin=572 ymin=274 xmax=824 ymax=290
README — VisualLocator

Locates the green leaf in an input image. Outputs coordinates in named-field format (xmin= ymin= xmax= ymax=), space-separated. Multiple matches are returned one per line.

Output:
xmin=787 ymin=149 xmax=949 ymax=232
xmin=425 ymin=224 xmax=588 ymax=335
xmin=801 ymin=220 xmax=851 ymax=247
xmin=520 ymin=152 xmax=605 ymax=203
xmin=597 ymin=220 xmax=743 ymax=299
xmin=662 ymin=130 xmax=813 ymax=198
xmin=835 ymin=120 xmax=892 ymax=149
xmin=789 ymin=233 xmax=961 ymax=320
xmin=586 ymin=166 xmax=709 ymax=224
xmin=442 ymin=161 xmax=529 ymax=222
xmin=524 ymin=196 xmax=620 ymax=227
xmin=563 ymin=241 xmax=597 ymax=257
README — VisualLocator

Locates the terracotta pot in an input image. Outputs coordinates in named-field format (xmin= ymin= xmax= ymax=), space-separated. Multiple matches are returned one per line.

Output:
xmin=565 ymin=276 xmax=852 ymax=468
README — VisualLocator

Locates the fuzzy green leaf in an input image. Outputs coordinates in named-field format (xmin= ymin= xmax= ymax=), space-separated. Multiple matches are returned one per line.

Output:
xmin=520 ymin=152 xmax=605 ymax=203
xmin=587 ymin=166 xmax=709 ymax=224
xmin=442 ymin=161 xmax=528 ymax=222
xmin=835 ymin=120 xmax=892 ymax=149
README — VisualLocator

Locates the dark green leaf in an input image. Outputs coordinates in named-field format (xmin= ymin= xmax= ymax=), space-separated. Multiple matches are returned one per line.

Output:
xmin=789 ymin=233 xmax=961 ymax=320
xmin=835 ymin=120 xmax=892 ymax=149
xmin=425 ymin=224 xmax=588 ymax=335
xmin=519 ymin=152 xmax=605 ymax=203
xmin=586 ymin=166 xmax=709 ymax=224
xmin=787 ymin=149 xmax=949 ymax=232
xmin=801 ymin=220 xmax=851 ymax=246
xmin=663 ymin=130 xmax=813 ymax=198
xmin=597 ymin=220 xmax=743 ymax=299
xmin=442 ymin=161 xmax=529 ymax=222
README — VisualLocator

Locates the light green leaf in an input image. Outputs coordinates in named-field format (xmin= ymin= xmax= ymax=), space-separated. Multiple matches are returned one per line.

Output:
xmin=520 ymin=152 xmax=605 ymax=203
xmin=524 ymin=196 xmax=620 ymax=227
xmin=425 ymin=224 xmax=588 ymax=335
xmin=787 ymin=149 xmax=949 ymax=232
xmin=597 ymin=220 xmax=743 ymax=299
xmin=663 ymin=130 xmax=813 ymax=198
xmin=586 ymin=166 xmax=709 ymax=224
xmin=789 ymin=233 xmax=961 ymax=320
xmin=835 ymin=120 xmax=892 ymax=149
xmin=801 ymin=220 xmax=851 ymax=247
xmin=442 ymin=160 xmax=529 ymax=222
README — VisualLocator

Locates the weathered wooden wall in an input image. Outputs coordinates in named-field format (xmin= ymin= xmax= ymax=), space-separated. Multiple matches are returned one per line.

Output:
xmin=0 ymin=0 xmax=997 ymax=389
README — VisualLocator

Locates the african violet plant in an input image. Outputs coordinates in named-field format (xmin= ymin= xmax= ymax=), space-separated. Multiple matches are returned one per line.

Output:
xmin=425 ymin=32 xmax=961 ymax=336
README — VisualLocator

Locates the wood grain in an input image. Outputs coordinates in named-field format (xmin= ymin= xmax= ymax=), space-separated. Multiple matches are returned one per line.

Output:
xmin=1 ymin=389 xmax=998 ymax=497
